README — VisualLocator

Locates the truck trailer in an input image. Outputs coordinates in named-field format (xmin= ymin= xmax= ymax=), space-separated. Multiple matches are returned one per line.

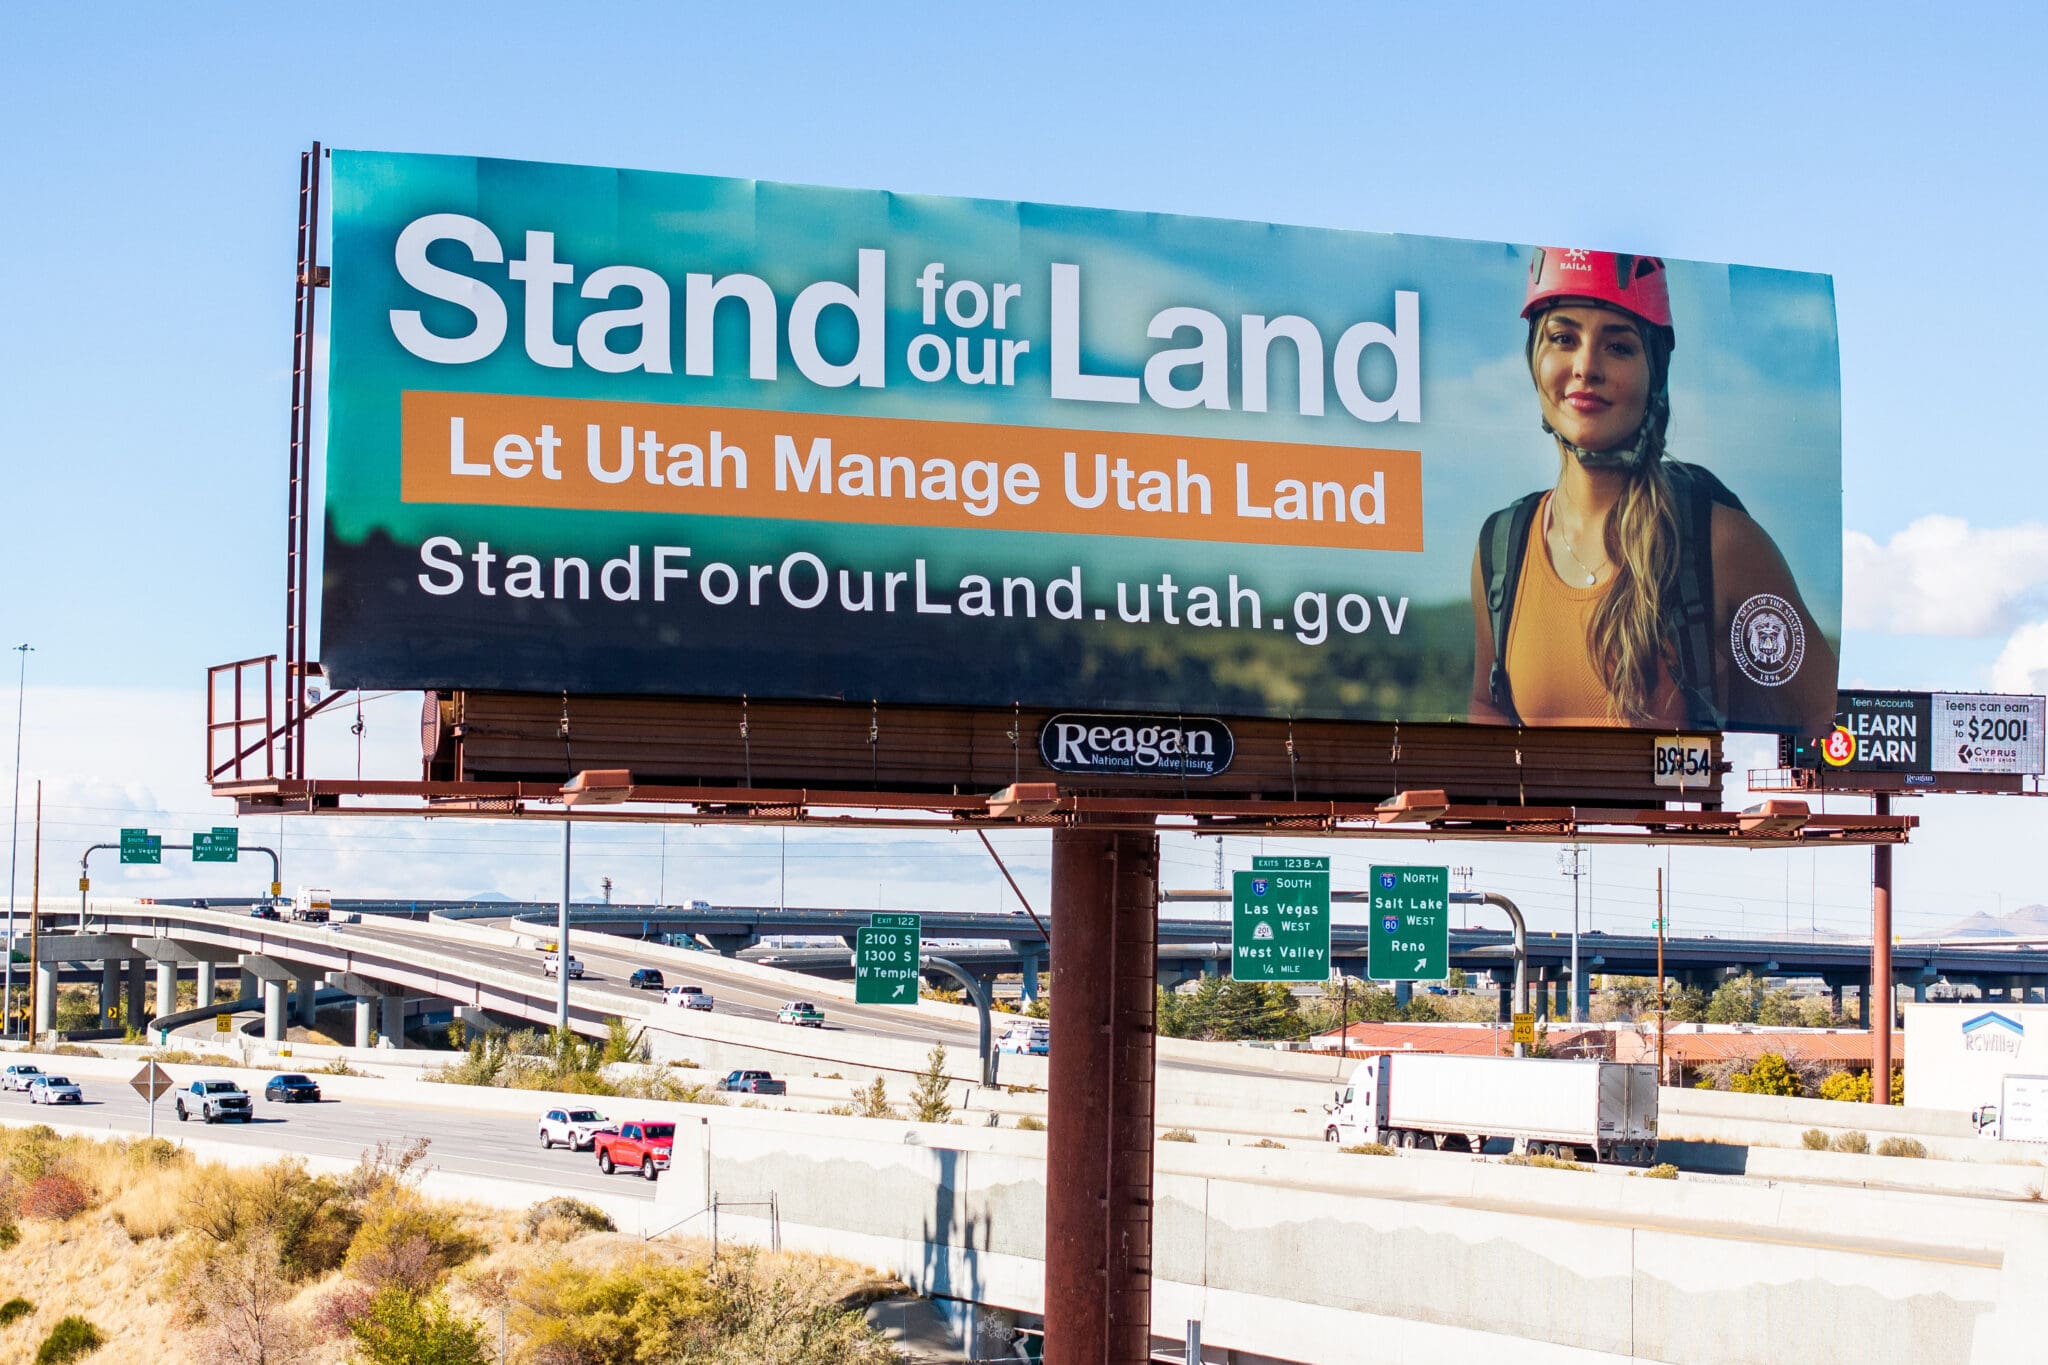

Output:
xmin=1324 ymin=1053 xmax=1659 ymax=1164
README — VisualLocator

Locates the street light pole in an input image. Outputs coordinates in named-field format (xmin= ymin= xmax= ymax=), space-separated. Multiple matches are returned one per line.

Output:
xmin=1558 ymin=845 xmax=1584 ymax=1023
xmin=7 ymin=643 xmax=33 ymax=1037
xmin=557 ymin=817 xmax=572 ymax=1034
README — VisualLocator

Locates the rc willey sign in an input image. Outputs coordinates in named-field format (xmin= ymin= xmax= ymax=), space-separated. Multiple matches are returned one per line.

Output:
xmin=1039 ymin=714 xmax=1234 ymax=778
xmin=1901 ymin=1002 xmax=2048 ymax=1113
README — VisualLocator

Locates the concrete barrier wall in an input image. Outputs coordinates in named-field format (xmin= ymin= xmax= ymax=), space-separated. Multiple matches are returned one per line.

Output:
xmin=1663 ymin=1085 xmax=1979 ymax=1140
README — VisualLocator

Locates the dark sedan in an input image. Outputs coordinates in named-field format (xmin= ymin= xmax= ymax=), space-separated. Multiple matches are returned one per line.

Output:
xmin=628 ymin=968 xmax=666 ymax=990
xmin=263 ymin=1073 xmax=322 ymax=1103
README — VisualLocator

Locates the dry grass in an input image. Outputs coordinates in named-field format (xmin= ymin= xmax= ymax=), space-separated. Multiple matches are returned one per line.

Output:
xmin=0 ymin=1128 xmax=906 ymax=1363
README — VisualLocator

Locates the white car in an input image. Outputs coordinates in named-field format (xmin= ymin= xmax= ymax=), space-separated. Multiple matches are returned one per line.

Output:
xmin=1 ymin=1063 xmax=43 ymax=1092
xmin=664 ymin=984 xmax=714 ymax=1011
xmin=26 ymin=1075 xmax=82 ymax=1105
xmin=538 ymin=1106 xmax=615 ymax=1151
xmin=541 ymin=955 xmax=584 ymax=979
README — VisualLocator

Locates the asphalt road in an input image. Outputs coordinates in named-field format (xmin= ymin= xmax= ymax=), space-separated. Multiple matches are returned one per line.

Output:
xmin=0 ymin=1072 xmax=657 ymax=1205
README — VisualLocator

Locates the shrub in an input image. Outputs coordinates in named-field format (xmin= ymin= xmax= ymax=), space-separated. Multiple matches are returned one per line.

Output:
xmin=350 ymin=1288 xmax=489 ymax=1365
xmin=1159 ymin=1128 xmax=1196 ymax=1143
xmin=1502 ymin=1153 xmax=1589 ymax=1172
xmin=857 ymin=1076 xmax=897 ymax=1120
xmin=309 ymin=1282 xmax=376 ymax=1340
xmin=20 ymin=1172 xmax=91 ymax=1222
xmin=1340 ymin=1142 xmax=1395 ymax=1156
xmin=181 ymin=1231 xmax=311 ymax=1359
xmin=1014 ymin=1115 xmax=1046 ymax=1132
xmin=1819 ymin=1070 xmax=1872 ymax=1104
xmin=522 ymin=1196 xmax=615 ymax=1240
xmin=4 ymin=1128 xmax=65 ymax=1181
xmin=1875 ymin=1136 xmax=1927 ymax=1159
xmin=508 ymin=1254 xmax=715 ymax=1362
xmin=909 ymin=1044 xmax=954 ymax=1125
xmin=0 ymin=1223 xmax=18 ymax=1248
xmin=1802 ymin=1128 xmax=1831 ymax=1150
xmin=1641 ymin=1163 xmax=1680 ymax=1179
xmin=33 ymin=1316 xmax=103 ymax=1365
xmin=0 ymin=1297 xmax=31 ymax=1325
xmin=317 ymin=1058 xmax=368 ymax=1076
xmin=1246 ymin=1138 xmax=1285 ymax=1149
xmin=127 ymin=1137 xmax=184 ymax=1169
xmin=346 ymin=1193 xmax=483 ymax=1294
xmin=1729 ymin=1053 xmax=1803 ymax=1098
xmin=1831 ymin=1130 xmax=1870 ymax=1154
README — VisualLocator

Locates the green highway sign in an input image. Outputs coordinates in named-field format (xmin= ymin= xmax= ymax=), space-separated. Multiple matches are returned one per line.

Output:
xmin=119 ymin=828 xmax=161 ymax=865
xmin=1252 ymin=856 xmax=1330 ymax=872
xmin=855 ymin=915 xmax=922 ymax=1005
xmin=192 ymin=827 xmax=240 ymax=863
xmin=1367 ymin=864 xmax=1450 ymax=981
xmin=1232 ymin=866 xmax=1330 ymax=983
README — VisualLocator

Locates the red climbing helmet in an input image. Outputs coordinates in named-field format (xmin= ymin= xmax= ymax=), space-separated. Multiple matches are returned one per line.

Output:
xmin=1522 ymin=247 xmax=1673 ymax=329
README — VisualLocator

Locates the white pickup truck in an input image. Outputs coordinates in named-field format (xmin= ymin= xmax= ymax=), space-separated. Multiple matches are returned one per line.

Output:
xmin=664 ymin=984 xmax=714 ymax=1011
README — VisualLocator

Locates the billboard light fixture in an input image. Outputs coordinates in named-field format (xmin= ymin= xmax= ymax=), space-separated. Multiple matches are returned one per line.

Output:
xmin=1376 ymin=789 xmax=1450 ymax=825
xmin=989 ymin=782 xmax=1060 ymax=819
xmin=561 ymin=768 xmax=636 ymax=807
xmin=1738 ymin=799 xmax=1809 ymax=835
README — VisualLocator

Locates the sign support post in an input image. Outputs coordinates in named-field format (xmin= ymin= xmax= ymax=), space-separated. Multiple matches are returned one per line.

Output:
xmin=1872 ymin=793 xmax=1893 ymax=1104
xmin=1044 ymin=820 xmax=1157 ymax=1365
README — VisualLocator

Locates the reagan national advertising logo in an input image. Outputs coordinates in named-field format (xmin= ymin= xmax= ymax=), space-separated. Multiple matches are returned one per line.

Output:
xmin=1038 ymin=714 xmax=1234 ymax=778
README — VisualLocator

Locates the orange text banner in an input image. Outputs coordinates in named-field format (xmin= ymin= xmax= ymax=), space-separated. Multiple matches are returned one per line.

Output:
xmin=401 ymin=391 xmax=1423 ymax=552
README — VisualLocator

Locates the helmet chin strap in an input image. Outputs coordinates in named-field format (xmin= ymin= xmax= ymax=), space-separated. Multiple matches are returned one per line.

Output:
xmin=1542 ymin=388 xmax=1670 ymax=471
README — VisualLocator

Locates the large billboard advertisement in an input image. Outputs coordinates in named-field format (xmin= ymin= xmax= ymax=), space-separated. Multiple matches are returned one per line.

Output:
xmin=1812 ymin=691 xmax=2046 ymax=775
xmin=321 ymin=151 xmax=1843 ymax=732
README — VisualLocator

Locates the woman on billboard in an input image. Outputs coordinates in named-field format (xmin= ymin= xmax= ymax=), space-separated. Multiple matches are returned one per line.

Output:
xmin=1468 ymin=247 xmax=1834 ymax=731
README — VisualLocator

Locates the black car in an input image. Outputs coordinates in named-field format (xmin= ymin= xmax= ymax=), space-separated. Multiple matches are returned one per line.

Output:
xmin=628 ymin=968 xmax=666 ymax=990
xmin=249 ymin=905 xmax=281 ymax=921
xmin=264 ymin=1073 xmax=322 ymax=1103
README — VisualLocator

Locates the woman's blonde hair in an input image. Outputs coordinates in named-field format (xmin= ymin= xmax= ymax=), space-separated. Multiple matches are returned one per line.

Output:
xmin=1589 ymin=455 xmax=1679 ymax=725
xmin=1527 ymin=311 xmax=1680 ymax=724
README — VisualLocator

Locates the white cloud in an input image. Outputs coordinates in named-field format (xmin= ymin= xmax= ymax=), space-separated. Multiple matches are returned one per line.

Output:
xmin=1843 ymin=516 xmax=2048 ymax=636
xmin=1992 ymin=621 xmax=2048 ymax=694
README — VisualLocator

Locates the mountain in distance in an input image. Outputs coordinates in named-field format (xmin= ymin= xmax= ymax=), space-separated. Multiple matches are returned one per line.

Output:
xmin=1930 ymin=904 xmax=2048 ymax=940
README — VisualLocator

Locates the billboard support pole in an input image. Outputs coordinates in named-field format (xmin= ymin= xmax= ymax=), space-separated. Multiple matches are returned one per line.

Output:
xmin=1872 ymin=793 xmax=1893 ymax=1104
xmin=1045 ymin=820 xmax=1157 ymax=1365
xmin=283 ymin=142 xmax=322 ymax=783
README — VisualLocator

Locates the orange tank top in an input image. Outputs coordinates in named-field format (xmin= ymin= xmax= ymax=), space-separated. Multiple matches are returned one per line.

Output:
xmin=1503 ymin=494 xmax=1686 ymax=727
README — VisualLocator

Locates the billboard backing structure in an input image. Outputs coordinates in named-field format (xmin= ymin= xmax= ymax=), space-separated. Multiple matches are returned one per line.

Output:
xmin=321 ymin=151 xmax=1843 ymax=736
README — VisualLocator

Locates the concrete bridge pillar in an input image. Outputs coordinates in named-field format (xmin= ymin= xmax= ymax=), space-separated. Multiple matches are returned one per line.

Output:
xmin=1857 ymin=980 xmax=1871 ymax=1028
xmin=125 ymin=959 xmax=147 ymax=1027
xmin=1913 ymin=980 xmax=1928 ymax=1003
xmin=35 ymin=963 xmax=57 ymax=1035
xmin=98 ymin=961 xmax=120 ymax=1022
xmin=354 ymin=997 xmax=375 ymax=1050
xmin=1574 ymin=970 xmax=1592 ymax=1021
xmin=155 ymin=960 xmax=178 ymax=1021
xmin=1552 ymin=977 xmax=1569 ymax=1021
xmin=1496 ymin=980 xmax=1512 ymax=1023
xmin=698 ymin=934 xmax=752 ymax=958
xmin=1011 ymin=942 xmax=1043 ymax=1003
xmin=295 ymin=975 xmax=318 ymax=1030
xmin=261 ymin=979 xmax=286 ymax=1044
xmin=378 ymin=995 xmax=406 ymax=1048
xmin=1393 ymin=980 xmax=1412 ymax=1009
xmin=196 ymin=961 xmax=216 ymax=1008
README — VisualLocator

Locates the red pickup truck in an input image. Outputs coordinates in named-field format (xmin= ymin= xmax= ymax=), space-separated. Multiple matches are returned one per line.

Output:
xmin=593 ymin=1121 xmax=674 ymax=1180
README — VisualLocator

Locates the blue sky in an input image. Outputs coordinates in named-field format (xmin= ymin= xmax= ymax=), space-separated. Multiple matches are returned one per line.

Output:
xmin=2 ymin=4 xmax=2045 ymax=940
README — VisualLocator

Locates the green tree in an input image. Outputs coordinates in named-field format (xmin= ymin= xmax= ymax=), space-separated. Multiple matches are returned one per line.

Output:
xmin=1730 ymin=1053 xmax=1803 ymax=1097
xmin=1206 ymin=980 xmax=1300 ymax=1040
xmin=909 ymin=1044 xmax=953 ymax=1124
xmin=1664 ymin=984 xmax=1709 ymax=1024
xmin=1755 ymin=986 xmax=1805 ymax=1027
xmin=1706 ymin=975 xmax=1765 ymax=1024
xmin=350 ymin=1289 xmax=489 ymax=1365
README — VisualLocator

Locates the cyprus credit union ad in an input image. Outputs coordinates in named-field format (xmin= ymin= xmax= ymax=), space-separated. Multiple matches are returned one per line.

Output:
xmin=321 ymin=151 xmax=1843 ymax=730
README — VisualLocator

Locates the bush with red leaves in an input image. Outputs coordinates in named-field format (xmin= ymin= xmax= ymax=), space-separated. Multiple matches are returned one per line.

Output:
xmin=20 ymin=1172 xmax=91 ymax=1222
xmin=309 ymin=1282 xmax=376 ymax=1340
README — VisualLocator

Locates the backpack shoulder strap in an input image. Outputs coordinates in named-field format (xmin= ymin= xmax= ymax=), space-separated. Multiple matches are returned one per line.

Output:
xmin=1480 ymin=491 xmax=1545 ymax=724
xmin=1662 ymin=462 xmax=1743 ymax=729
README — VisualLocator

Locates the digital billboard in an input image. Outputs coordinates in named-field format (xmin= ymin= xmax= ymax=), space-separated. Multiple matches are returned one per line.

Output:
xmin=1806 ymin=691 xmax=2046 ymax=775
xmin=321 ymin=151 xmax=1843 ymax=732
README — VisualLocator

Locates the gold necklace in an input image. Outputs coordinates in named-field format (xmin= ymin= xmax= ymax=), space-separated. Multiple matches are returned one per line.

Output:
xmin=1546 ymin=491 xmax=1603 ymax=586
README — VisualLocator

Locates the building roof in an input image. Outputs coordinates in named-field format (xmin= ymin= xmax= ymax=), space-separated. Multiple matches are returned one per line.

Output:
xmin=1311 ymin=1020 xmax=1901 ymax=1066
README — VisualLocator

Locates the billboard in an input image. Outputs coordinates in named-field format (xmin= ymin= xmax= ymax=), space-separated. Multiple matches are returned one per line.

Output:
xmin=1804 ymin=690 xmax=2044 ymax=775
xmin=321 ymin=151 xmax=1843 ymax=732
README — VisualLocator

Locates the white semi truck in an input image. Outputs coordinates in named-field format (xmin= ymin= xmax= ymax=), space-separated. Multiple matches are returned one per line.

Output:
xmin=289 ymin=887 xmax=333 ymax=923
xmin=1324 ymin=1053 xmax=1660 ymax=1164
